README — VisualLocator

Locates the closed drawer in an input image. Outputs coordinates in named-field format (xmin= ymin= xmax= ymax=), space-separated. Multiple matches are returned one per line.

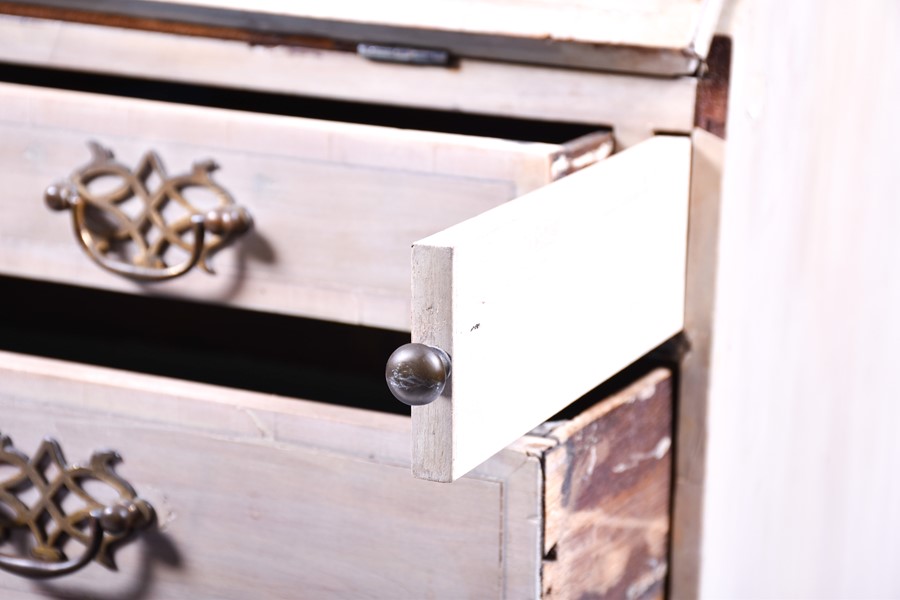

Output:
xmin=0 ymin=351 xmax=673 ymax=599
xmin=0 ymin=12 xmax=700 ymax=148
xmin=0 ymin=0 xmax=725 ymax=75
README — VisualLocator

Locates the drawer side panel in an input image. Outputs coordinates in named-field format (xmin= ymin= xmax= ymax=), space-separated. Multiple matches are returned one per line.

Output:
xmin=412 ymin=136 xmax=691 ymax=480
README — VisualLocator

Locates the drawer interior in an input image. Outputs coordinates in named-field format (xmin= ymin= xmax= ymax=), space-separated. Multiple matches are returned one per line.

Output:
xmin=0 ymin=275 xmax=408 ymax=414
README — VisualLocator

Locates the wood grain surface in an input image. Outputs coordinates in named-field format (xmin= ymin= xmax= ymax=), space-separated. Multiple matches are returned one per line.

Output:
xmin=541 ymin=369 xmax=673 ymax=600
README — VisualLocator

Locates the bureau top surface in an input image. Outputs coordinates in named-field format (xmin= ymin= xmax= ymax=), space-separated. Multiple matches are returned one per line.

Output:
xmin=3 ymin=0 xmax=724 ymax=75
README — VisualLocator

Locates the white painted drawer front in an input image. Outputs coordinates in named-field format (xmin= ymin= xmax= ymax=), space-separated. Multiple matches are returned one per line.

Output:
xmin=0 ymin=352 xmax=676 ymax=598
xmin=0 ymin=352 xmax=543 ymax=598
xmin=0 ymin=81 xmax=608 ymax=330
xmin=410 ymin=136 xmax=692 ymax=481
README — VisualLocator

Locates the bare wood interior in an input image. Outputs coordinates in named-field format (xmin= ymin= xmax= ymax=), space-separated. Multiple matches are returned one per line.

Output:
xmin=542 ymin=368 xmax=673 ymax=600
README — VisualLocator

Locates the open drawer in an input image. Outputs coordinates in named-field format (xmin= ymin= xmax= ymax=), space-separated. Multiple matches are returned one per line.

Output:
xmin=0 ymin=78 xmax=691 ymax=481
xmin=0 ymin=80 xmax=615 ymax=331
xmin=0 ymin=351 xmax=673 ymax=598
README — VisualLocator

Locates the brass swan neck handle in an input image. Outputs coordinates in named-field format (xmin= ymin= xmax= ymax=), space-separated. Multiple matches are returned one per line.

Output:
xmin=45 ymin=141 xmax=252 ymax=282
xmin=0 ymin=433 xmax=155 ymax=579
xmin=0 ymin=512 xmax=104 ymax=579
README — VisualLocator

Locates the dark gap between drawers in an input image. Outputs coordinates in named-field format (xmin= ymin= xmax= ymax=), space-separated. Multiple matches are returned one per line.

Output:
xmin=0 ymin=276 xmax=679 ymax=419
xmin=0 ymin=63 xmax=603 ymax=144
xmin=0 ymin=275 xmax=410 ymax=414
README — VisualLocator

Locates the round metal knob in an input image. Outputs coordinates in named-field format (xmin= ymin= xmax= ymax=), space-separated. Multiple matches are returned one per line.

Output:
xmin=385 ymin=343 xmax=452 ymax=406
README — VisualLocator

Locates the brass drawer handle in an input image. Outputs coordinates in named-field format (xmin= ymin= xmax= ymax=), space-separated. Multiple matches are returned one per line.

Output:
xmin=45 ymin=142 xmax=252 ymax=282
xmin=385 ymin=343 xmax=452 ymax=406
xmin=0 ymin=433 xmax=154 ymax=579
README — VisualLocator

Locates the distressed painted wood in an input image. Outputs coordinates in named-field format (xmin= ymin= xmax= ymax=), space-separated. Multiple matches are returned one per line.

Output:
xmin=1 ymin=0 xmax=725 ymax=75
xmin=0 ymin=351 xmax=543 ymax=598
xmin=693 ymin=36 xmax=731 ymax=138
xmin=541 ymin=369 xmax=673 ymax=600
xmin=0 ymin=353 xmax=670 ymax=597
xmin=411 ymin=136 xmax=691 ymax=481
xmin=0 ymin=15 xmax=698 ymax=148
xmin=0 ymin=82 xmax=612 ymax=331
xmin=670 ymin=127 xmax=724 ymax=598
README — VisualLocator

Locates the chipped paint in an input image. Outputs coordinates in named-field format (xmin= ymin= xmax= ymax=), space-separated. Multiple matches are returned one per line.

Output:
xmin=637 ymin=382 xmax=658 ymax=402
xmin=626 ymin=562 xmax=668 ymax=600
xmin=612 ymin=436 xmax=671 ymax=473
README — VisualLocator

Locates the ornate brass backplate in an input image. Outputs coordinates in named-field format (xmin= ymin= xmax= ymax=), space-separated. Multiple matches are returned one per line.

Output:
xmin=45 ymin=142 xmax=252 ymax=282
xmin=0 ymin=433 xmax=154 ymax=579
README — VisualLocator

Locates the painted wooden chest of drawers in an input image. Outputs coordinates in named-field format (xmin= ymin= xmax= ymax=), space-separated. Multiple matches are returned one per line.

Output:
xmin=0 ymin=1 xmax=724 ymax=596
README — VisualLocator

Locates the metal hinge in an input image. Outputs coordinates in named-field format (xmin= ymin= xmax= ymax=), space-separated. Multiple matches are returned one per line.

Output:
xmin=357 ymin=43 xmax=452 ymax=67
